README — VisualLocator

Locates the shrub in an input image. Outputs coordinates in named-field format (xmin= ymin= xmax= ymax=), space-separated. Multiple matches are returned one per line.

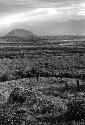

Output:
xmin=15 ymin=71 xmax=25 ymax=79
xmin=7 ymin=87 xmax=27 ymax=104
xmin=0 ymin=74 xmax=9 ymax=82
xmin=31 ymin=94 xmax=67 ymax=124
xmin=65 ymin=99 xmax=85 ymax=121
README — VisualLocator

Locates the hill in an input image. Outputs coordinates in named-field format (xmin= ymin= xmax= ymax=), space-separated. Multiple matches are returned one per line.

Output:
xmin=0 ymin=29 xmax=40 ymax=45
xmin=5 ymin=29 xmax=34 ymax=38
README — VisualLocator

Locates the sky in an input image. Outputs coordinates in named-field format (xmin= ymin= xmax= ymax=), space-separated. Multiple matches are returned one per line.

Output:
xmin=0 ymin=0 xmax=85 ymax=35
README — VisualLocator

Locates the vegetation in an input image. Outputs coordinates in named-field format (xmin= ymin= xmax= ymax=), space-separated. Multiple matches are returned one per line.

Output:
xmin=0 ymin=45 xmax=84 ymax=124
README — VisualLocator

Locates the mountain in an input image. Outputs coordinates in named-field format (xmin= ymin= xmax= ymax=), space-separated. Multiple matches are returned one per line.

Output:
xmin=57 ymin=19 xmax=85 ymax=35
xmin=38 ymin=19 xmax=85 ymax=36
xmin=0 ymin=29 xmax=50 ymax=46
xmin=0 ymin=29 xmax=40 ymax=45
xmin=5 ymin=29 xmax=34 ymax=38
xmin=0 ymin=20 xmax=85 ymax=47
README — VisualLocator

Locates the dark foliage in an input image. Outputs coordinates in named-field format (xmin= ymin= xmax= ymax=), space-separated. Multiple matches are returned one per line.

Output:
xmin=7 ymin=88 xmax=27 ymax=104
xmin=15 ymin=71 xmax=25 ymax=79
xmin=26 ymin=70 xmax=34 ymax=78
xmin=0 ymin=74 xmax=9 ymax=82
xmin=0 ymin=114 xmax=11 ymax=125
xmin=65 ymin=100 xmax=85 ymax=121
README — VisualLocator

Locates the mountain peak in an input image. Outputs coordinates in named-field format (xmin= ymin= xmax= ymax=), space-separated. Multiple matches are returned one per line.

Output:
xmin=5 ymin=29 xmax=34 ymax=38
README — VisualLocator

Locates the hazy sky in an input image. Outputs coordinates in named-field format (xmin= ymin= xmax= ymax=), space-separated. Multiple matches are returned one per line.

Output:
xmin=0 ymin=0 xmax=85 ymax=35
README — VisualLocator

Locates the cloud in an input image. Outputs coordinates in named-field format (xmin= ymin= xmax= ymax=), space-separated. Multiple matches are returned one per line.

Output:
xmin=78 ymin=3 xmax=85 ymax=16
xmin=0 ymin=2 xmax=85 ymax=30
xmin=0 ymin=8 xmax=58 ymax=29
xmin=0 ymin=0 xmax=84 ymax=15
xmin=0 ymin=0 xmax=85 ymax=35
xmin=0 ymin=7 xmax=71 ymax=29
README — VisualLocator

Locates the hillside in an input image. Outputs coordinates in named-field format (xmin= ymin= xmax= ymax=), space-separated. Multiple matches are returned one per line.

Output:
xmin=0 ymin=29 xmax=40 ymax=45
xmin=5 ymin=29 xmax=34 ymax=38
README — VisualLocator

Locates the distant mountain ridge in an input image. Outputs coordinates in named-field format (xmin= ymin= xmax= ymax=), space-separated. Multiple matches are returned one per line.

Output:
xmin=5 ymin=29 xmax=34 ymax=38
xmin=3 ymin=27 xmax=85 ymax=39
xmin=42 ymin=19 xmax=85 ymax=36
xmin=0 ymin=28 xmax=85 ymax=47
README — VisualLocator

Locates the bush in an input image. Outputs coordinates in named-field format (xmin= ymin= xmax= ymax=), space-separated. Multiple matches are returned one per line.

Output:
xmin=31 ymin=94 xmax=67 ymax=124
xmin=0 ymin=74 xmax=9 ymax=82
xmin=7 ymin=87 xmax=27 ymax=104
xmin=15 ymin=71 xmax=25 ymax=79
xmin=65 ymin=99 xmax=85 ymax=121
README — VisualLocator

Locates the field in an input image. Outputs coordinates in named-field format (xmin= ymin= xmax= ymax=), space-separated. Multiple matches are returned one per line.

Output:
xmin=0 ymin=40 xmax=85 ymax=125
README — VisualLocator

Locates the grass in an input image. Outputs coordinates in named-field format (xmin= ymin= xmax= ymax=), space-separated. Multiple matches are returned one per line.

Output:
xmin=0 ymin=46 xmax=84 ymax=124
xmin=0 ymin=76 xmax=85 ymax=124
